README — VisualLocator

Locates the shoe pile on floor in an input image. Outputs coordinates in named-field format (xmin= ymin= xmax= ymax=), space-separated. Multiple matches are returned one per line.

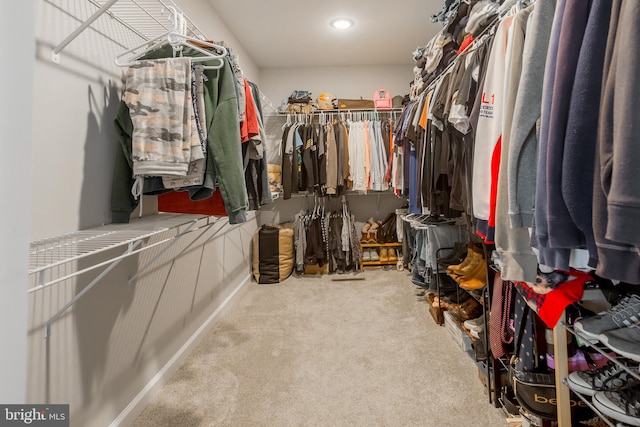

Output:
xmin=568 ymin=294 xmax=640 ymax=426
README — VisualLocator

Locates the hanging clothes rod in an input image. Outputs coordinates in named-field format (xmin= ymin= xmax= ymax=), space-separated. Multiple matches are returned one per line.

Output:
xmin=276 ymin=107 xmax=403 ymax=115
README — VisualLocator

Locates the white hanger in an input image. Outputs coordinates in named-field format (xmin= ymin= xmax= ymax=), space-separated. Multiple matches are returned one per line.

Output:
xmin=115 ymin=7 xmax=227 ymax=68
xmin=115 ymin=32 xmax=227 ymax=68
xmin=282 ymin=113 xmax=292 ymax=130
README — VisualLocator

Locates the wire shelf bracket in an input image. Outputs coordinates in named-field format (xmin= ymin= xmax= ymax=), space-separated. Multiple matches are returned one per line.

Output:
xmin=44 ymin=239 xmax=141 ymax=338
xmin=50 ymin=0 xmax=207 ymax=64
xmin=30 ymin=214 xmax=217 ymax=338
xmin=51 ymin=0 xmax=120 ymax=63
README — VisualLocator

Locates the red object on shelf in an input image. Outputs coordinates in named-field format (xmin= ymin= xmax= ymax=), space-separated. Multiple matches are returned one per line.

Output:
xmin=157 ymin=190 xmax=228 ymax=216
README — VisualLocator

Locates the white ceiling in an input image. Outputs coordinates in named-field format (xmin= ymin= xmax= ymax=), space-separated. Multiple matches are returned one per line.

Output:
xmin=207 ymin=0 xmax=445 ymax=69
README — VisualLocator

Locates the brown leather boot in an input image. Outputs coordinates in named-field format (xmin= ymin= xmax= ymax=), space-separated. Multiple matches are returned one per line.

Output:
xmin=380 ymin=247 xmax=389 ymax=262
xmin=432 ymin=296 xmax=450 ymax=310
xmin=458 ymin=260 xmax=488 ymax=290
xmin=388 ymin=248 xmax=398 ymax=262
xmin=450 ymin=250 xmax=483 ymax=278
xmin=367 ymin=221 xmax=379 ymax=243
xmin=448 ymin=297 xmax=483 ymax=322
xmin=453 ymin=253 xmax=485 ymax=279
xmin=361 ymin=222 xmax=371 ymax=243
xmin=446 ymin=245 xmax=476 ymax=274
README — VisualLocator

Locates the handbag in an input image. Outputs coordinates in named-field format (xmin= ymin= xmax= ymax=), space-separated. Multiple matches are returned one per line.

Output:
xmin=509 ymin=300 xmax=594 ymax=421
xmin=511 ymin=368 xmax=560 ymax=420
xmin=373 ymin=89 xmax=393 ymax=109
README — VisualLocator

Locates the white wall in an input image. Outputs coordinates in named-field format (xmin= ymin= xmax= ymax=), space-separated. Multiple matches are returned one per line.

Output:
xmin=174 ymin=0 xmax=260 ymax=83
xmin=0 ymin=0 xmax=33 ymax=404
xmin=260 ymin=65 xmax=411 ymax=108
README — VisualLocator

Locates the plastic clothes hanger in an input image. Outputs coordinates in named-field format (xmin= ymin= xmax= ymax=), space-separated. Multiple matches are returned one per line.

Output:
xmin=115 ymin=32 xmax=227 ymax=68
xmin=282 ymin=113 xmax=291 ymax=130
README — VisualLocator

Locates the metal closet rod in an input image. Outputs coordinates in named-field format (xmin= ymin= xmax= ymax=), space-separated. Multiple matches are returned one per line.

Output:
xmin=277 ymin=108 xmax=403 ymax=114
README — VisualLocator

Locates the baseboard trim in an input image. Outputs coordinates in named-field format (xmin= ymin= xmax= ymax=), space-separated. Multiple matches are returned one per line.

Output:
xmin=109 ymin=273 xmax=252 ymax=427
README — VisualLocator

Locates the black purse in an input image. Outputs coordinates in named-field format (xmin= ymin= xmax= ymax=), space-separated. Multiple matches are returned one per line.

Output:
xmin=509 ymin=299 xmax=594 ymax=421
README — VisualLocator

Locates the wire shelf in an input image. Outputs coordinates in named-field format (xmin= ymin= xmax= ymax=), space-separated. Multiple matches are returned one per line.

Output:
xmin=49 ymin=0 xmax=207 ymax=64
xmin=29 ymin=213 xmax=209 ymax=274
xmin=90 ymin=0 xmax=206 ymax=42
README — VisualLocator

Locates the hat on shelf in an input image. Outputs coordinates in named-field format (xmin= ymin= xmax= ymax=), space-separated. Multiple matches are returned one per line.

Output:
xmin=317 ymin=93 xmax=337 ymax=110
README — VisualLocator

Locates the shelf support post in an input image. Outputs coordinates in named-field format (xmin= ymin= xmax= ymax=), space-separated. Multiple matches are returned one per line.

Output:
xmin=553 ymin=310 xmax=572 ymax=426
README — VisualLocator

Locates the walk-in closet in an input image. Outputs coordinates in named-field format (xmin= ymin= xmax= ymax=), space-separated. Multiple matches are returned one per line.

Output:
xmin=3 ymin=0 xmax=640 ymax=426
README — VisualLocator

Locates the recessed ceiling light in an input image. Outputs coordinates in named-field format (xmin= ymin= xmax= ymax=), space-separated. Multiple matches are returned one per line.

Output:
xmin=330 ymin=18 xmax=354 ymax=29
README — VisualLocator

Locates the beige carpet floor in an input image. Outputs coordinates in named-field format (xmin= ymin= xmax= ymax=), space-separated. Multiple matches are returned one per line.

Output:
xmin=131 ymin=268 xmax=506 ymax=427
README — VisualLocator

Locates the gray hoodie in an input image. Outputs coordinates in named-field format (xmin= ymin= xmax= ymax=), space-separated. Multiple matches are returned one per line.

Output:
xmin=532 ymin=0 xmax=570 ymax=269
xmin=507 ymin=0 xmax=556 ymax=230
xmin=494 ymin=5 xmax=537 ymax=283
xmin=593 ymin=0 xmax=640 ymax=284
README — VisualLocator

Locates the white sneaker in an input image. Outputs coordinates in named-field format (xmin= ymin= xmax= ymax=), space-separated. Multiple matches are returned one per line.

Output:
xmin=464 ymin=314 xmax=486 ymax=332
xmin=370 ymin=249 xmax=380 ymax=261
xmin=362 ymin=249 xmax=371 ymax=262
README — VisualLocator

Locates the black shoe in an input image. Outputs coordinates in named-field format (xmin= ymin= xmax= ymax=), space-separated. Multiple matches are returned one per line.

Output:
xmin=440 ymin=288 xmax=471 ymax=304
xmin=437 ymin=278 xmax=459 ymax=296
xmin=437 ymin=242 xmax=468 ymax=267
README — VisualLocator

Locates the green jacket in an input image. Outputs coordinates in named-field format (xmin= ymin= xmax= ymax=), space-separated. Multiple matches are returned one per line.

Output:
xmin=112 ymin=46 xmax=247 ymax=223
